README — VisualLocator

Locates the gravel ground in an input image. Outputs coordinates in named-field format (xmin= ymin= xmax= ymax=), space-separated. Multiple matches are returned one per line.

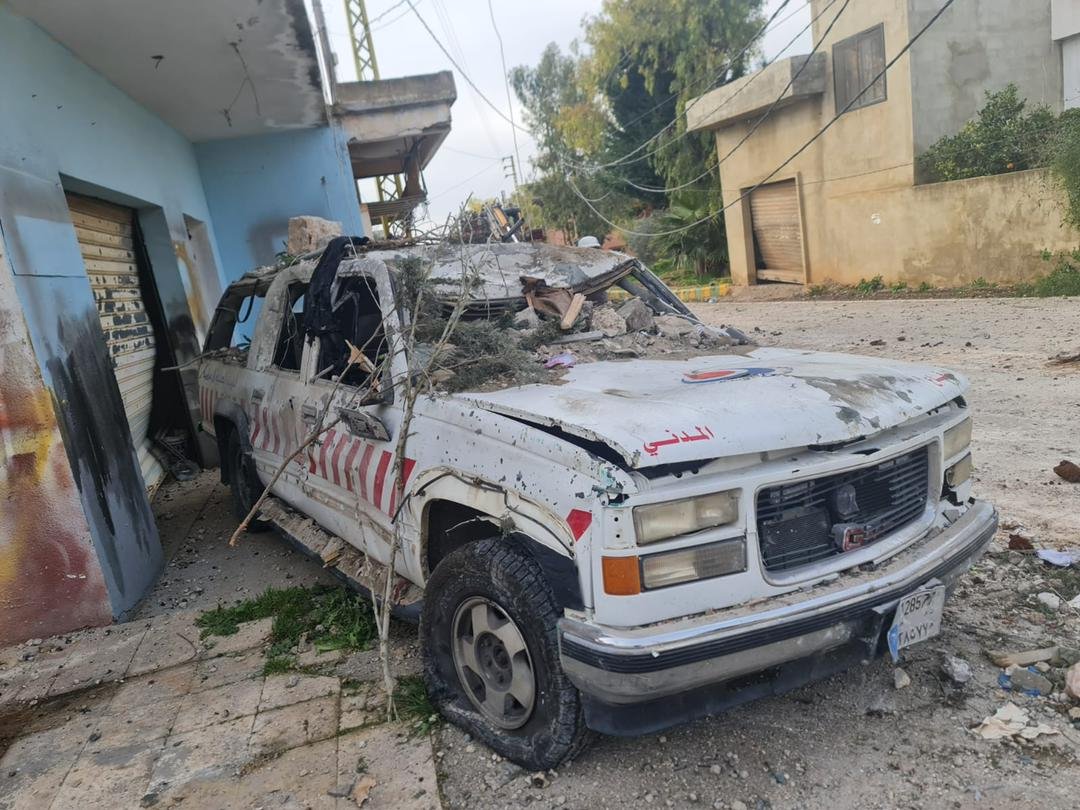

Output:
xmin=435 ymin=296 xmax=1080 ymax=810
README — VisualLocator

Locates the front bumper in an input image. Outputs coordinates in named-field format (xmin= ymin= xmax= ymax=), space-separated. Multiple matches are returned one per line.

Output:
xmin=559 ymin=500 xmax=996 ymax=732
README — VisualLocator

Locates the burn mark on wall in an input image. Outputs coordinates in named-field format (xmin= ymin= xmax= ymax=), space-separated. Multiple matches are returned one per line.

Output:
xmin=45 ymin=307 xmax=162 ymax=605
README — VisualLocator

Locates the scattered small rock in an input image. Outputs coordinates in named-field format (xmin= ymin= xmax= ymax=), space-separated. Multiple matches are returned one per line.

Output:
xmin=942 ymin=655 xmax=973 ymax=684
xmin=1036 ymin=592 xmax=1061 ymax=611
xmin=327 ymin=782 xmax=354 ymax=798
xmin=866 ymin=693 xmax=896 ymax=717
xmin=1053 ymin=459 xmax=1080 ymax=483
xmin=894 ymin=668 xmax=911 ymax=689
xmin=1007 ymin=533 xmax=1035 ymax=551
xmin=869 ymin=338 xmax=886 ymax=346
xmin=1065 ymin=662 xmax=1080 ymax=700
xmin=731 ymin=801 xmax=748 ymax=810
xmin=285 ymin=675 xmax=300 ymax=688
xmin=530 ymin=772 xmax=549 ymax=789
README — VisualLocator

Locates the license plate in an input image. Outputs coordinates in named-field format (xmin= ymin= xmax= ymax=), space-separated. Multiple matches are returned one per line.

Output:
xmin=887 ymin=584 xmax=946 ymax=660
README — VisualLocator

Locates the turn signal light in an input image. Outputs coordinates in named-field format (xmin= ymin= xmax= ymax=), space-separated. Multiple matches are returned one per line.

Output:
xmin=602 ymin=555 xmax=641 ymax=595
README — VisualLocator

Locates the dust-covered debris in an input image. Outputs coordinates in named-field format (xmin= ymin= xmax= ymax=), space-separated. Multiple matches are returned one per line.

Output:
xmin=410 ymin=270 xmax=739 ymax=394
xmin=1054 ymin=459 xmax=1080 ymax=483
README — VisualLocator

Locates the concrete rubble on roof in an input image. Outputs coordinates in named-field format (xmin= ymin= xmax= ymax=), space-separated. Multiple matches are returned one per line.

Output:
xmin=287 ymin=216 xmax=344 ymax=257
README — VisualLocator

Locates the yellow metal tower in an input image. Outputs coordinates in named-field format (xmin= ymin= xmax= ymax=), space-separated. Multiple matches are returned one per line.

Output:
xmin=343 ymin=0 xmax=408 ymax=237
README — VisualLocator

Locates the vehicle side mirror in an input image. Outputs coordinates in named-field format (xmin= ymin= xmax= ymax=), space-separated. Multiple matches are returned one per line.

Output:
xmin=337 ymin=405 xmax=390 ymax=442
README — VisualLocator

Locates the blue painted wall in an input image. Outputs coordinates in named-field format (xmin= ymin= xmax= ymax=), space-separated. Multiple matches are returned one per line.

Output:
xmin=0 ymin=6 xmax=239 ymax=620
xmin=195 ymin=123 xmax=365 ymax=281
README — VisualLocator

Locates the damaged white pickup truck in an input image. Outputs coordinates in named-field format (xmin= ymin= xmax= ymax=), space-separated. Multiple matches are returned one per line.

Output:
xmin=198 ymin=241 xmax=996 ymax=769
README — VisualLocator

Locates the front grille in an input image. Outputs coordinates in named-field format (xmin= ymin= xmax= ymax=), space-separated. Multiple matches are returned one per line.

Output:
xmin=756 ymin=446 xmax=930 ymax=572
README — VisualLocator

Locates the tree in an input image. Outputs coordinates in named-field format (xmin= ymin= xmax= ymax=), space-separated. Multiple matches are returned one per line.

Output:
xmin=584 ymin=0 xmax=764 ymax=193
xmin=511 ymin=1 xmax=767 ymax=272
xmin=511 ymin=44 xmax=619 ymax=240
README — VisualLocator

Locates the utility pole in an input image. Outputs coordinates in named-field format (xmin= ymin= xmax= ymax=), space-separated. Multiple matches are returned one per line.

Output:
xmin=501 ymin=155 xmax=519 ymax=189
xmin=343 ymin=0 xmax=408 ymax=238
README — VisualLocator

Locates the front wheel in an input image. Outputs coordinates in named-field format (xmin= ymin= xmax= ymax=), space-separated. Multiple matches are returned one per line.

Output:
xmin=421 ymin=538 xmax=591 ymax=770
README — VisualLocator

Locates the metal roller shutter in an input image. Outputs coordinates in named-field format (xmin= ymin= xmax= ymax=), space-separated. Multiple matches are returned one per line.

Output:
xmin=67 ymin=193 xmax=165 ymax=489
xmin=749 ymin=179 xmax=805 ymax=284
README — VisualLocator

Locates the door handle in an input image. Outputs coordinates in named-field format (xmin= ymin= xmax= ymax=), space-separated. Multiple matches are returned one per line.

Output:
xmin=251 ymin=388 xmax=265 ymax=403
xmin=301 ymin=403 xmax=319 ymax=424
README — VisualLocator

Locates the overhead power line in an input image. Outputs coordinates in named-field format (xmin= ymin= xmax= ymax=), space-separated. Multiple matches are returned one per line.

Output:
xmin=568 ymin=0 xmax=960 ymax=238
xmin=610 ymin=0 xmax=847 ymax=195
xmin=488 ymin=0 xmax=524 ymax=187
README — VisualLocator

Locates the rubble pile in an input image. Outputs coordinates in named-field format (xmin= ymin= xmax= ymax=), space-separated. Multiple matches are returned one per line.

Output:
xmin=422 ymin=289 xmax=737 ymax=393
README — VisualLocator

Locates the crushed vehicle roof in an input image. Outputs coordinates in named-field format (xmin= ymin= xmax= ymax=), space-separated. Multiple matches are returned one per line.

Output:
xmin=225 ymin=242 xmax=635 ymax=305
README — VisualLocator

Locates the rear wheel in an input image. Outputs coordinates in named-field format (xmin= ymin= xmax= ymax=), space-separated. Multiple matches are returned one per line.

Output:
xmin=421 ymin=538 xmax=590 ymax=770
xmin=226 ymin=428 xmax=271 ymax=532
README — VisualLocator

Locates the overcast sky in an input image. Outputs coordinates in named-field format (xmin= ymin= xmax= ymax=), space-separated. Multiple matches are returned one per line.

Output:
xmin=318 ymin=0 xmax=811 ymax=225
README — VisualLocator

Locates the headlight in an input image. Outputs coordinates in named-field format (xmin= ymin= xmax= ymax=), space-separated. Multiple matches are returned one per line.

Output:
xmin=943 ymin=417 xmax=972 ymax=460
xmin=632 ymin=490 xmax=740 ymax=545
xmin=640 ymin=538 xmax=747 ymax=590
xmin=946 ymin=453 xmax=973 ymax=487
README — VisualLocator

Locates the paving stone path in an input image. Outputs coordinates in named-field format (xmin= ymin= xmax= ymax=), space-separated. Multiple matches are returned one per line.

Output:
xmin=0 ymin=614 xmax=438 ymax=809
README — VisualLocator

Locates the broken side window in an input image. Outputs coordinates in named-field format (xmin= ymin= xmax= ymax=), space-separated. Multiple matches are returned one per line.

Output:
xmin=316 ymin=274 xmax=387 ymax=388
xmin=205 ymin=291 xmax=263 ymax=354
xmin=272 ymin=282 xmax=307 ymax=372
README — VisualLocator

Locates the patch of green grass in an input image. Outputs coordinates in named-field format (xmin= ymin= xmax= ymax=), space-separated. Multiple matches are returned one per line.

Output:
xmin=890 ymin=280 xmax=909 ymax=292
xmin=197 ymin=585 xmax=376 ymax=673
xmin=808 ymin=284 xmax=827 ymax=297
xmin=969 ymin=276 xmax=995 ymax=289
xmin=394 ymin=675 xmax=440 ymax=735
xmin=854 ymin=275 xmax=885 ymax=294
xmin=263 ymin=655 xmax=295 ymax=676
xmin=1018 ymin=251 xmax=1080 ymax=297
xmin=918 ymin=281 xmax=934 ymax=292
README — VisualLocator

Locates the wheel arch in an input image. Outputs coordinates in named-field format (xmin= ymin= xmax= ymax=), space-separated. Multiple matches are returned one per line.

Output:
xmin=417 ymin=471 xmax=584 ymax=611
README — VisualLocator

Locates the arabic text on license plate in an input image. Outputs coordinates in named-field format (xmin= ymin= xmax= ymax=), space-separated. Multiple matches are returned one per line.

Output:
xmin=887 ymin=584 xmax=945 ymax=660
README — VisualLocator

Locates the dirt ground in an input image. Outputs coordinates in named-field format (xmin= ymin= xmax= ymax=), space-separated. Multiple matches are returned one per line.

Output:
xmin=435 ymin=296 xmax=1080 ymax=810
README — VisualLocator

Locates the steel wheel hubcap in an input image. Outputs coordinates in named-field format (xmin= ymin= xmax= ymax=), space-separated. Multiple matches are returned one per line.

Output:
xmin=451 ymin=597 xmax=536 ymax=729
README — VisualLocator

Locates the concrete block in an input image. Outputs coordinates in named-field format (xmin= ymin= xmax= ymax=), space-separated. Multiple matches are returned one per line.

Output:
xmin=199 ymin=617 xmax=272 ymax=658
xmin=192 ymin=650 xmax=266 ymax=692
xmin=91 ymin=697 xmax=182 ymax=749
xmin=249 ymin=695 xmax=339 ymax=757
xmin=287 ymin=216 xmax=343 ymax=256
xmin=50 ymin=740 xmax=163 ymax=810
xmin=148 ymin=714 xmax=256 ymax=796
xmin=173 ymin=677 xmax=263 ymax=734
xmin=258 ymin=674 xmax=339 ymax=712
xmin=336 ymin=723 xmax=439 ymax=810
xmin=126 ymin=611 xmax=200 ymax=677
xmin=108 ymin=663 xmax=195 ymax=712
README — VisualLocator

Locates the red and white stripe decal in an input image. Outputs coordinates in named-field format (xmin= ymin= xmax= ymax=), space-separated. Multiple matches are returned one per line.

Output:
xmin=243 ymin=401 xmax=418 ymax=517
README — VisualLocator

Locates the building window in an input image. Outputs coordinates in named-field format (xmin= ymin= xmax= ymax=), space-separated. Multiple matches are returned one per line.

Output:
xmin=833 ymin=24 xmax=886 ymax=113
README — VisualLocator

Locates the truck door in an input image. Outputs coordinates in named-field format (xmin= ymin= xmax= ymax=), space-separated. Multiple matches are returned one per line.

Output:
xmin=297 ymin=268 xmax=411 ymax=563
xmin=250 ymin=280 xmax=310 ymax=502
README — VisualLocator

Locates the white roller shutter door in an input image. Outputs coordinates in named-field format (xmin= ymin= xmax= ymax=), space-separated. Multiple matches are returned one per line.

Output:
xmin=749 ymin=179 xmax=806 ymax=284
xmin=67 ymin=193 xmax=165 ymax=489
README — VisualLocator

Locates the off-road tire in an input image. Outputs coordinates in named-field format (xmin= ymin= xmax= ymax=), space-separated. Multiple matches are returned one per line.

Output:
xmin=421 ymin=537 xmax=592 ymax=770
xmin=226 ymin=428 xmax=271 ymax=532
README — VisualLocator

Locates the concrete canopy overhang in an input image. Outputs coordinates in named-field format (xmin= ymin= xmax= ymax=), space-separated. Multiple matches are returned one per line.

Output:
xmin=686 ymin=54 xmax=827 ymax=132
xmin=7 ymin=0 xmax=326 ymax=141
xmin=333 ymin=71 xmax=457 ymax=180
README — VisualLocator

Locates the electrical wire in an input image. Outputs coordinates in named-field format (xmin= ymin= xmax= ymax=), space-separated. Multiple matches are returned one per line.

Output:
xmin=595 ymin=0 xmax=800 ymax=147
xmin=567 ymin=0 xmax=960 ymax=238
xmin=610 ymin=0 xmax=845 ymax=194
xmin=563 ymin=0 xmax=806 ymax=173
xmin=487 ymin=0 xmax=524 ymax=184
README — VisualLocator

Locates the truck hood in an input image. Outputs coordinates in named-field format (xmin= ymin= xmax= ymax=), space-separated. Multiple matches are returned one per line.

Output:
xmin=458 ymin=347 xmax=966 ymax=469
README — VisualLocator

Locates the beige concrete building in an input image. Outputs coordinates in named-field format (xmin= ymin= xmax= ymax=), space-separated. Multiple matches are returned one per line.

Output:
xmin=686 ymin=0 xmax=1080 ymax=287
